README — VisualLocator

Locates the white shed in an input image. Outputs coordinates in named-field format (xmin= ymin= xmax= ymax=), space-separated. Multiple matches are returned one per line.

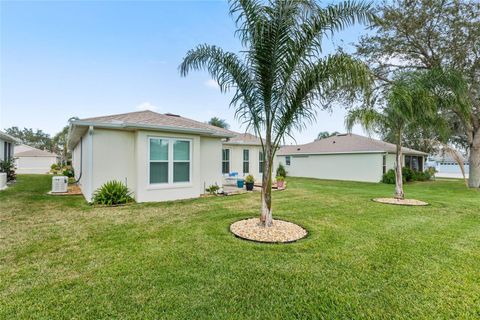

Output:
xmin=14 ymin=145 xmax=59 ymax=174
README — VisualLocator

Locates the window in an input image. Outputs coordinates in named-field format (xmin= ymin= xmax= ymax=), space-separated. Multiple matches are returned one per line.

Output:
xmin=222 ymin=149 xmax=230 ymax=174
xmin=149 ymin=137 xmax=191 ymax=185
xmin=259 ymin=151 xmax=265 ymax=173
xmin=382 ymin=155 xmax=387 ymax=174
xmin=285 ymin=156 xmax=291 ymax=166
xmin=404 ymin=155 xmax=424 ymax=172
xmin=243 ymin=149 xmax=249 ymax=174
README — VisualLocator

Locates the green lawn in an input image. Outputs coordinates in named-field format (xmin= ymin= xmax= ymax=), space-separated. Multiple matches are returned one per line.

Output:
xmin=1 ymin=175 xmax=479 ymax=319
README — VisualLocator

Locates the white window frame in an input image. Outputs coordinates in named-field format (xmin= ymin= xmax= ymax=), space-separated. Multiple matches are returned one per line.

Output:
xmin=222 ymin=149 xmax=230 ymax=174
xmin=148 ymin=136 xmax=192 ymax=188
xmin=285 ymin=156 xmax=291 ymax=166
xmin=243 ymin=149 xmax=249 ymax=174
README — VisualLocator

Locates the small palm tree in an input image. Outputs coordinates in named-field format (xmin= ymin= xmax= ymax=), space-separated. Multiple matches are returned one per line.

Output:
xmin=208 ymin=117 xmax=230 ymax=129
xmin=180 ymin=0 xmax=374 ymax=226
xmin=346 ymin=72 xmax=439 ymax=199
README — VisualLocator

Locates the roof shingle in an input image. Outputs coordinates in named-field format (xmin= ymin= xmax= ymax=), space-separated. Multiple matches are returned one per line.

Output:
xmin=277 ymin=133 xmax=427 ymax=156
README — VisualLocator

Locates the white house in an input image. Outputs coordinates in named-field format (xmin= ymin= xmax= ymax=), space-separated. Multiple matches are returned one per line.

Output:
xmin=276 ymin=133 xmax=427 ymax=183
xmin=222 ymin=133 xmax=264 ymax=182
xmin=68 ymin=110 xmax=233 ymax=202
xmin=426 ymin=153 xmax=469 ymax=179
xmin=0 ymin=131 xmax=17 ymax=163
xmin=14 ymin=145 xmax=59 ymax=174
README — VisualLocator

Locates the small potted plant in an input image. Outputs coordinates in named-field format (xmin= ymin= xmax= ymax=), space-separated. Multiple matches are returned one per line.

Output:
xmin=276 ymin=175 xmax=285 ymax=189
xmin=245 ymin=174 xmax=255 ymax=191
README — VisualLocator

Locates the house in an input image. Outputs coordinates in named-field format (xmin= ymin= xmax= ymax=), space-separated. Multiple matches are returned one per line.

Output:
xmin=276 ymin=133 xmax=427 ymax=183
xmin=14 ymin=145 xmax=59 ymax=174
xmin=221 ymin=133 xmax=264 ymax=183
xmin=426 ymin=153 xmax=469 ymax=178
xmin=0 ymin=130 xmax=18 ymax=163
xmin=68 ymin=110 xmax=234 ymax=202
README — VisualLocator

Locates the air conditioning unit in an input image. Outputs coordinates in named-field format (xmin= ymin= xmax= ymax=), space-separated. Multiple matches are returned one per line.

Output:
xmin=0 ymin=173 xmax=7 ymax=190
xmin=52 ymin=176 xmax=68 ymax=193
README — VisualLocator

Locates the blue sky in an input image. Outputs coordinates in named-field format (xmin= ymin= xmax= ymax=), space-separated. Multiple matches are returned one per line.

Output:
xmin=1 ymin=0 xmax=370 ymax=144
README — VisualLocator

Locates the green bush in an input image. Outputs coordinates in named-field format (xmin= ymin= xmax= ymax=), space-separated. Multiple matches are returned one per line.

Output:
xmin=276 ymin=164 xmax=287 ymax=178
xmin=92 ymin=180 xmax=134 ymax=206
xmin=245 ymin=174 xmax=255 ymax=183
xmin=415 ymin=171 xmax=432 ymax=181
xmin=0 ymin=159 xmax=16 ymax=181
xmin=62 ymin=167 xmax=74 ymax=177
xmin=206 ymin=183 xmax=220 ymax=195
xmin=381 ymin=169 xmax=397 ymax=184
xmin=402 ymin=167 xmax=415 ymax=182
xmin=50 ymin=163 xmax=60 ymax=171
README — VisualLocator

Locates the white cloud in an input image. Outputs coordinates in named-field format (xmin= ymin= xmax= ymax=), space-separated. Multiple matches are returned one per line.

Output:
xmin=135 ymin=102 xmax=159 ymax=112
xmin=204 ymin=79 xmax=220 ymax=90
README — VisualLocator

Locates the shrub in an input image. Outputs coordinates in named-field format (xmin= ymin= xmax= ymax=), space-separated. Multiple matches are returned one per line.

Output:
xmin=0 ymin=159 xmax=16 ymax=181
xmin=206 ymin=183 xmax=220 ymax=195
xmin=62 ymin=167 xmax=74 ymax=178
xmin=381 ymin=169 xmax=397 ymax=184
xmin=276 ymin=175 xmax=285 ymax=181
xmin=276 ymin=164 xmax=287 ymax=178
xmin=415 ymin=171 xmax=432 ymax=181
xmin=51 ymin=163 xmax=60 ymax=171
xmin=245 ymin=174 xmax=255 ymax=183
xmin=92 ymin=180 xmax=134 ymax=206
xmin=402 ymin=167 xmax=415 ymax=182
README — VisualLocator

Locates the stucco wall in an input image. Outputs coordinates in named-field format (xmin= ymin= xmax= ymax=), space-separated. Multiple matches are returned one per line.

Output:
xmin=276 ymin=153 xmax=385 ymax=183
xmin=15 ymin=156 xmax=57 ymax=174
xmin=72 ymin=130 xmax=93 ymax=201
xmin=222 ymin=144 xmax=263 ymax=181
xmin=73 ymin=128 xmax=226 ymax=202
xmin=92 ymin=129 xmax=137 ymax=198
xmin=200 ymin=137 xmax=223 ymax=192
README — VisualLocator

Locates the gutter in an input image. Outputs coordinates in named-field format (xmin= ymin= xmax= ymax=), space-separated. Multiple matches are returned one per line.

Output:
xmin=277 ymin=150 xmax=428 ymax=157
xmin=70 ymin=120 xmax=234 ymax=138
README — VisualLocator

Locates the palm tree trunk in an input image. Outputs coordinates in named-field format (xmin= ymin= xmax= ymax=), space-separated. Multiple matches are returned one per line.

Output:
xmin=468 ymin=127 xmax=480 ymax=188
xmin=260 ymin=139 xmax=273 ymax=227
xmin=394 ymin=134 xmax=405 ymax=200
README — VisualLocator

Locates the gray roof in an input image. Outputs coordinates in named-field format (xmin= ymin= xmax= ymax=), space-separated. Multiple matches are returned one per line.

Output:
xmin=15 ymin=148 xmax=58 ymax=158
xmin=223 ymin=132 xmax=263 ymax=146
xmin=0 ymin=131 xmax=20 ymax=143
xmin=69 ymin=110 xmax=234 ymax=148
xmin=277 ymin=133 xmax=427 ymax=156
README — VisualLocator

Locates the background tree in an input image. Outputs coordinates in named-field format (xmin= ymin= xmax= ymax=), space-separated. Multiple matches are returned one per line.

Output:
xmin=356 ymin=0 xmax=480 ymax=187
xmin=316 ymin=131 xmax=340 ymax=140
xmin=207 ymin=117 xmax=230 ymax=129
xmin=346 ymin=71 xmax=441 ymax=199
xmin=53 ymin=116 xmax=79 ymax=165
xmin=4 ymin=127 xmax=54 ymax=151
xmin=180 ymin=0 xmax=374 ymax=227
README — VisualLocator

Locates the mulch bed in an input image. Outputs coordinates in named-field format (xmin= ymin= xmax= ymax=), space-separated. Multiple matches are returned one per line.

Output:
xmin=372 ymin=198 xmax=429 ymax=206
xmin=47 ymin=184 xmax=83 ymax=196
xmin=230 ymin=217 xmax=307 ymax=243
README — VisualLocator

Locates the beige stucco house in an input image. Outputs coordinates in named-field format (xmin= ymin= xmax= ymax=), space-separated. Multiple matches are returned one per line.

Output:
xmin=14 ymin=145 xmax=59 ymax=174
xmin=221 ymin=133 xmax=264 ymax=182
xmin=276 ymin=133 xmax=427 ymax=183
xmin=68 ymin=110 xmax=233 ymax=202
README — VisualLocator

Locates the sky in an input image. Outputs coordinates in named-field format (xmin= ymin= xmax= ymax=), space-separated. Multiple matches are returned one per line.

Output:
xmin=0 ymin=0 xmax=371 ymax=144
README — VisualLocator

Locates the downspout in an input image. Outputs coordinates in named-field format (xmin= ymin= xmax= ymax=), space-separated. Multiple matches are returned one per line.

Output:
xmin=88 ymin=126 xmax=94 ymax=202
xmin=74 ymin=136 xmax=83 ymax=184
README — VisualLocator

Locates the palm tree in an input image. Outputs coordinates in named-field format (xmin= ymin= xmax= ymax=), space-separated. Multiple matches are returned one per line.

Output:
xmin=208 ymin=117 xmax=230 ymax=129
xmin=180 ymin=0 xmax=374 ymax=227
xmin=346 ymin=72 xmax=440 ymax=199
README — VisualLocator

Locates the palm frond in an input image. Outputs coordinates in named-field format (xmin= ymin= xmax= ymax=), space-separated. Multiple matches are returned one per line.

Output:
xmin=345 ymin=107 xmax=384 ymax=136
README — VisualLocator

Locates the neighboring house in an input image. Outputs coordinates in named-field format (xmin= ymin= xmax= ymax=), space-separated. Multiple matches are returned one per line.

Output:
xmin=276 ymin=133 xmax=427 ymax=183
xmin=221 ymin=133 xmax=264 ymax=182
xmin=0 ymin=130 xmax=18 ymax=162
xmin=14 ymin=145 xmax=59 ymax=174
xmin=426 ymin=153 xmax=469 ymax=179
xmin=68 ymin=110 xmax=233 ymax=202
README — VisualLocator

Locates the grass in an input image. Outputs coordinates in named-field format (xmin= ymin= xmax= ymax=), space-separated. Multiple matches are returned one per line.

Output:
xmin=1 ymin=175 xmax=479 ymax=319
